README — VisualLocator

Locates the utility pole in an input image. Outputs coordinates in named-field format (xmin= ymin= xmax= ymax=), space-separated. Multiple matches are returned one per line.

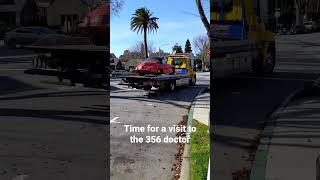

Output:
xmin=158 ymin=43 xmax=169 ymax=57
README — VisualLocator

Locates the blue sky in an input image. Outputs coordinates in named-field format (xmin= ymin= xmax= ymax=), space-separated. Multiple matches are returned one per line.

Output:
xmin=111 ymin=0 xmax=209 ymax=57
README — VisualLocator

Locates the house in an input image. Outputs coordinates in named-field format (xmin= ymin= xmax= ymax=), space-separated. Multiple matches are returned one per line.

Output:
xmin=0 ymin=0 xmax=91 ymax=33
xmin=123 ymin=59 xmax=142 ymax=71
xmin=37 ymin=0 xmax=88 ymax=33
xmin=0 ymin=0 xmax=25 ymax=28
xmin=110 ymin=53 xmax=123 ymax=71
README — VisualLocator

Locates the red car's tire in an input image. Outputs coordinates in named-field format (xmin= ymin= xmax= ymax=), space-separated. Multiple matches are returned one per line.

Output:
xmin=169 ymin=67 xmax=175 ymax=75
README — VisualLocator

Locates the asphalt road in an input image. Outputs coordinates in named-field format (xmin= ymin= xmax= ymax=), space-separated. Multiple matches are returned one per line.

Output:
xmin=110 ymin=72 xmax=209 ymax=180
xmin=0 ymin=46 xmax=108 ymax=180
xmin=212 ymin=33 xmax=320 ymax=179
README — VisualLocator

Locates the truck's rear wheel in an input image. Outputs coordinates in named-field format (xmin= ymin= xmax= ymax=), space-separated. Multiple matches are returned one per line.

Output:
xmin=168 ymin=81 xmax=176 ymax=92
xmin=252 ymin=50 xmax=275 ymax=74
xmin=252 ymin=52 xmax=263 ymax=74
xmin=143 ymin=85 xmax=152 ymax=90
xmin=263 ymin=51 xmax=275 ymax=74
xmin=169 ymin=68 xmax=175 ymax=75
xmin=189 ymin=75 xmax=196 ymax=86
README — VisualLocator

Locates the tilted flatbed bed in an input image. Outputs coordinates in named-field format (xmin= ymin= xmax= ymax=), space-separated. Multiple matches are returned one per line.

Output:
xmin=23 ymin=44 xmax=109 ymax=86
xmin=121 ymin=53 xmax=197 ymax=91
xmin=121 ymin=73 xmax=193 ymax=91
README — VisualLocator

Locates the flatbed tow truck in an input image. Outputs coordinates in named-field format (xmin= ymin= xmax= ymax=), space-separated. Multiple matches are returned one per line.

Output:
xmin=24 ymin=42 xmax=108 ymax=87
xmin=23 ymin=3 xmax=109 ymax=87
xmin=122 ymin=53 xmax=197 ymax=92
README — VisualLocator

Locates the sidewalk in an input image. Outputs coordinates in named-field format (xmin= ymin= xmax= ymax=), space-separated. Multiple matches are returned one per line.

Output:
xmin=180 ymin=89 xmax=210 ymax=180
xmin=252 ymin=91 xmax=320 ymax=180
xmin=193 ymin=91 xmax=210 ymax=126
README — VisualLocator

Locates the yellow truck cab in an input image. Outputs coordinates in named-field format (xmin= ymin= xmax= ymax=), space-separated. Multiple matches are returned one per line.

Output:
xmin=211 ymin=0 xmax=276 ymax=77
xmin=167 ymin=53 xmax=196 ymax=86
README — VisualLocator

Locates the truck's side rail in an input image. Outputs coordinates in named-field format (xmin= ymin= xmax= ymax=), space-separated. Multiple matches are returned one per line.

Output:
xmin=212 ymin=40 xmax=252 ymax=58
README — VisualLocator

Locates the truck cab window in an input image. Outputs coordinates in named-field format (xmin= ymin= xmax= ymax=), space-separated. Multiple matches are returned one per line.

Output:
xmin=172 ymin=59 xmax=183 ymax=66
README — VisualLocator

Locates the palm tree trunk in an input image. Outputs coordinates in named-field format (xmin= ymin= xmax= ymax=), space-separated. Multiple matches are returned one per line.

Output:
xmin=144 ymin=27 xmax=148 ymax=58
xmin=195 ymin=0 xmax=210 ymax=36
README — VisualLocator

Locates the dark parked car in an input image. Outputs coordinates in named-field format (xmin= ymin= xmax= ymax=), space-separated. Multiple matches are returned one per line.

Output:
xmin=4 ymin=26 xmax=57 ymax=48
xmin=290 ymin=25 xmax=305 ymax=34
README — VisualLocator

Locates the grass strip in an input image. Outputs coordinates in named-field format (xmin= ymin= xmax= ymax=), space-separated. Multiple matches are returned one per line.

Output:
xmin=190 ymin=119 xmax=209 ymax=180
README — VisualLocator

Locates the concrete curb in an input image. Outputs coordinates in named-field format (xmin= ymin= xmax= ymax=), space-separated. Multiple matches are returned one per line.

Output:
xmin=179 ymin=87 xmax=209 ymax=180
xmin=250 ymin=87 xmax=305 ymax=180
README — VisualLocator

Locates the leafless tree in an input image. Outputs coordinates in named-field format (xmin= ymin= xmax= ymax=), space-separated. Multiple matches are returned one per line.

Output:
xmin=130 ymin=41 xmax=155 ymax=54
xmin=292 ymin=0 xmax=320 ymax=25
xmin=110 ymin=0 xmax=124 ymax=16
xmin=80 ymin=0 xmax=106 ymax=10
xmin=193 ymin=35 xmax=209 ymax=69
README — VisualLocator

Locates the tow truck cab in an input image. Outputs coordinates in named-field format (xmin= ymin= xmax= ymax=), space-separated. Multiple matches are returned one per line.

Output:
xmin=211 ymin=0 xmax=276 ymax=77
xmin=167 ymin=54 xmax=196 ymax=85
xmin=167 ymin=54 xmax=196 ymax=75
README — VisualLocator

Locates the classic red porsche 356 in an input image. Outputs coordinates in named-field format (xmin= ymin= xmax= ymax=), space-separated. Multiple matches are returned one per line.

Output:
xmin=135 ymin=57 xmax=175 ymax=75
xmin=78 ymin=3 xmax=109 ymax=45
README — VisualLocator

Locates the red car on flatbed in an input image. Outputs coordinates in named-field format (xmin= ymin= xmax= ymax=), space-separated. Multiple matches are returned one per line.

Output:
xmin=135 ymin=57 xmax=175 ymax=75
xmin=78 ymin=3 xmax=109 ymax=45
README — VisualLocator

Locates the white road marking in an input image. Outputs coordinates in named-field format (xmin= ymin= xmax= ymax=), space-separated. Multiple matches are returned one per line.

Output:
xmin=111 ymin=117 xmax=120 ymax=124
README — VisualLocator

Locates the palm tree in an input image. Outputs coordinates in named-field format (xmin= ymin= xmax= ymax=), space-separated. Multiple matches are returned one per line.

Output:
xmin=130 ymin=7 xmax=158 ymax=58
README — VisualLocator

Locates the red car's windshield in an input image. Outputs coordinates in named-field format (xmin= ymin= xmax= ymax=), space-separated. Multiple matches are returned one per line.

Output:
xmin=142 ymin=57 xmax=162 ymax=64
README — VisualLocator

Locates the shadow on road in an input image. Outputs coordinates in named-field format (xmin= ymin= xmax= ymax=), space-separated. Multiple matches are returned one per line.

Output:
xmin=0 ymin=75 xmax=108 ymax=124
xmin=0 ymin=57 xmax=32 ymax=64
xmin=111 ymin=85 xmax=207 ymax=109
xmin=0 ymin=90 xmax=107 ymax=101
xmin=0 ymin=107 xmax=107 ymax=124
xmin=0 ymin=47 xmax=34 ymax=57
xmin=0 ymin=76 xmax=40 ymax=96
